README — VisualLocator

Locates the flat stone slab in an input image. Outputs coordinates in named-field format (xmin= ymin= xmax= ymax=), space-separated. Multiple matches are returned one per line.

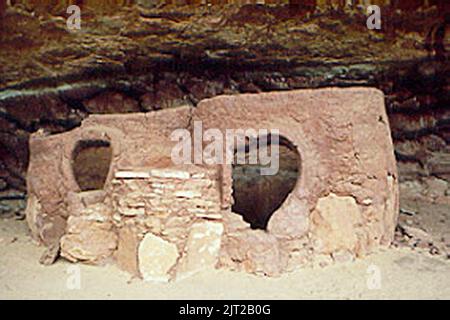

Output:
xmin=138 ymin=233 xmax=179 ymax=282
xmin=176 ymin=221 xmax=224 ymax=280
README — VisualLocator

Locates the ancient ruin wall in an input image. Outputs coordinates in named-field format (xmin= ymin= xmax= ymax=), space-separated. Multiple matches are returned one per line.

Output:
xmin=25 ymin=87 xmax=399 ymax=279
xmin=26 ymin=107 xmax=192 ymax=245
xmin=195 ymin=87 xmax=399 ymax=275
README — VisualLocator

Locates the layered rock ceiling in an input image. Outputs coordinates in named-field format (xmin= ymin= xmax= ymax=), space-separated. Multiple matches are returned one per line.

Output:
xmin=0 ymin=1 xmax=449 ymax=212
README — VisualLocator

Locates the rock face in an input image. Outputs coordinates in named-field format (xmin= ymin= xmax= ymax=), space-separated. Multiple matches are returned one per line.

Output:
xmin=25 ymin=88 xmax=399 ymax=279
xmin=0 ymin=3 xmax=448 ymax=207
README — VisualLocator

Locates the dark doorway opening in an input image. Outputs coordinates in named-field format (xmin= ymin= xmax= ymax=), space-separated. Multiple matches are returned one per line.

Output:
xmin=72 ymin=140 xmax=112 ymax=191
xmin=231 ymin=135 xmax=301 ymax=230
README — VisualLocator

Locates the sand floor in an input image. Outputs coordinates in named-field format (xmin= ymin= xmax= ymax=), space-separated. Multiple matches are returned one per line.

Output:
xmin=1 ymin=218 xmax=449 ymax=300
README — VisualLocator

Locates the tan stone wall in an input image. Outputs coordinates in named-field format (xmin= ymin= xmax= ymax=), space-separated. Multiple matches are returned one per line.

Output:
xmin=110 ymin=167 xmax=221 ymax=250
xmin=60 ymin=166 xmax=224 ymax=281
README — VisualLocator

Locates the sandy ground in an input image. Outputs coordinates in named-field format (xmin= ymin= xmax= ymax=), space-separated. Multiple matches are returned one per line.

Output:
xmin=1 ymin=218 xmax=449 ymax=300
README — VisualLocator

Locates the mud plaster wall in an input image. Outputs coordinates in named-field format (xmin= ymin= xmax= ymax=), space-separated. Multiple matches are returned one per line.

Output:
xmin=26 ymin=107 xmax=192 ymax=245
xmin=195 ymin=87 xmax=399 ymax=275
xmin=25 ymin=87 xmax=399 ymax=278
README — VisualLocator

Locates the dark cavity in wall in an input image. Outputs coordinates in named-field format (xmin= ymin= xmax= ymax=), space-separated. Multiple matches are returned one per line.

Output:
xmin=232 ymin=135 xmax=301 ymax=230
xmin=72 ymin=140 xmax=112 ymax=191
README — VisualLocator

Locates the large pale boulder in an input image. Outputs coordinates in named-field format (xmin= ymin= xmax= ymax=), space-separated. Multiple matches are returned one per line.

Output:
xmin=138 ymin=233 xmax=179 ymax=282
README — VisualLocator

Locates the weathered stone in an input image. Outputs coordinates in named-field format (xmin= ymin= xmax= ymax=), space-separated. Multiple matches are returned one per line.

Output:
xmin=138 ymin=233 xmax=179 ymax=282
xmin=39 ymin=242 xmax=60 ymax=266
xmin=223 ymin=211 xmax=251 ymax=233
xmin=174 ymin=190 xmax=201 ymax=199
xmin=39 ymin=216 xmax=67 ymax=247
xmin=194 ymin=212 xmax=222 ymax=220
xmin=60 ymin=205 xmax=117 ymax=264
xmin=115 ymin=226 xmax=140 ymax=276
xmin=1 ymin=3 xmax=447 ymax=217
xmin=221 ymin=230 xmax=286 ymax=277
xmin=267 ymin=199 xmax=309 ymax=239
xmin=144 ymin=216 xmax=162 ymax=234
xmin=118 ymin=206 xmax=145 ymax=217
xmin=424 ymin=177 xmax=448 ymax=200
xmin=176 ymin=221 xmax=223 ymax=280
xmin=399 ymin=180 xmax=428 ymax=202
xmin=311 ymin=193 xmax=362 ymax=254
xmin=80 ymin=190 xmax=107 ymax=206
xmin=286 ymin=250 xmax=310 ymax=272
xmin=60 ymin=229 xmax=117 ymax=264
xmin=79 ymin=203 xmax=112 ymax=221
xmin=115 ymin=171 xmax=151 ymax=179
xmin=149 ymin=169 xmax=190 ymax=180
xmin=164 ymin=216 xmax=192 ymax=229
xmin=399 ymin=224 xmax=434 ymax=244
xmin=151 ymin=182 xmax=175 ymax=190
xmin=25 ymin=194 xmax=41 ymax=242
xmin=66 ymin=191 xmax=107 ymax=216
xmin=427 ymin=153 xmax=450 ymax=182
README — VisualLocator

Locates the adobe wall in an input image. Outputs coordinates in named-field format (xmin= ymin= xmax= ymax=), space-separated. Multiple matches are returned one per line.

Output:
xmin=194 ymin=87 xmax=399 ymax=274
xmin=25 ymin=87 xmax=399 ymax=279
xmin=26 ymin=107 xmax=191 ymax=246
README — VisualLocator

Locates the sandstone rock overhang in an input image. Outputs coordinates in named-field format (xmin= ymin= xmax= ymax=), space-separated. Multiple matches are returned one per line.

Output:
xmin=25 ymin=87 xmax=399 ymax=280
